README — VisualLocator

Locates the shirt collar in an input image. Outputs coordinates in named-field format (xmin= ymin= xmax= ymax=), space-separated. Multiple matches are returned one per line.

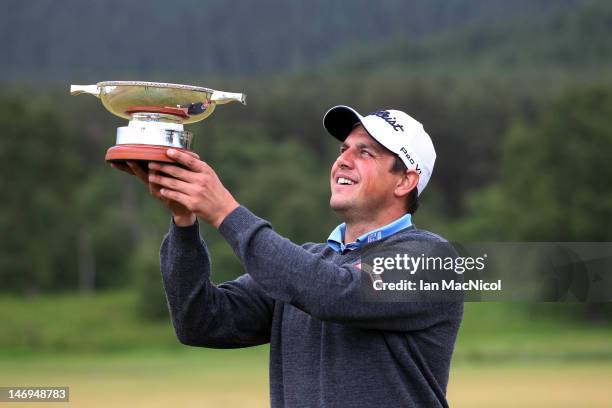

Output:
xmin=326 ymin=213 xmax=413 ymax=253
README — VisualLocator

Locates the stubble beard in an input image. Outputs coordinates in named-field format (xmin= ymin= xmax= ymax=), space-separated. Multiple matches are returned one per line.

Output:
xmin=330 ymin=193 xmax=351 ymax=217
xmin=330 ymin=193 xmax=367 ymax=224
xmin=330 ymin=189 xmax=395 ymax=226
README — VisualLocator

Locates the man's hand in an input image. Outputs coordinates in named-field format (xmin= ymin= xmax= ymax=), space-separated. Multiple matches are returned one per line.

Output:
xmin=110 ymin=159 xmax=197 ymax=226
xmin=146 ymin=149 xmax=239 ymax=228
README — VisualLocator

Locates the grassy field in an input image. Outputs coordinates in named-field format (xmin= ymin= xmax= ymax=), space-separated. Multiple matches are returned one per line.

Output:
xmin=1 ymin=291 xmax=611 ymax=407
xmin=1 ymin=350 xmax=610 ymax=407
xmin=1 ymin=348 xmax=269 ymax=408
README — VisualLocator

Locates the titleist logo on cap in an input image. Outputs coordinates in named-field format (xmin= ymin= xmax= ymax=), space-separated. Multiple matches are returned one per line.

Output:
xmin=371 ymin=111 xmax=404 ymax=132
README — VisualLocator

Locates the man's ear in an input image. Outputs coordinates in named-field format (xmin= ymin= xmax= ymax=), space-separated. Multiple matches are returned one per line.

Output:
xmin=394 ymin=170 xmax=419 ymax=198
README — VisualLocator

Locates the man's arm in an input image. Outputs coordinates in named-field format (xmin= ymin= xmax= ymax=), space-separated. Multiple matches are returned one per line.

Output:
xmin=111 ymin=159 xmax=274 ymax=348
xmin=142 ymin=150 xmax=461 ymax=332
xmin=219 ymin=206 xmax=462 ymax=332
xmin=160 ymin=219 xmax=275 ymax=348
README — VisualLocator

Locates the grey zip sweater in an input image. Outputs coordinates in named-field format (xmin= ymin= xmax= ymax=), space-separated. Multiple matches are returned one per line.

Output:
xmin=160 ymin=206 xmax=463 ymax=407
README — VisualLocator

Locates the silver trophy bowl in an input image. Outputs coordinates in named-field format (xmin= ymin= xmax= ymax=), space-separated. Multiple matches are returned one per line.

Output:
xmin=70 ymin=81 xmax=246 ymax=162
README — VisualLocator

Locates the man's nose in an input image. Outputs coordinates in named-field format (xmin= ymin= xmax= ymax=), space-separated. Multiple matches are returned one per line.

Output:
xmin=335 ymin=150 xmax=354 ymax=169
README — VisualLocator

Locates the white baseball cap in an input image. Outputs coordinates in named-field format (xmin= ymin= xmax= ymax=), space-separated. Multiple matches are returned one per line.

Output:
xmin=323 ymin=105 xmax=436 ymax=195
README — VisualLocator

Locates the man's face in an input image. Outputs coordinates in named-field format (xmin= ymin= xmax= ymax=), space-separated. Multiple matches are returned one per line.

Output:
xmin=330 ymin=125 xmax=401 ymax=220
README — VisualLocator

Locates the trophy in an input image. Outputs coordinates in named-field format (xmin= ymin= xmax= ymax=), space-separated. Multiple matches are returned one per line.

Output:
xmin=70 ymin=81 xmax=246 ymax=164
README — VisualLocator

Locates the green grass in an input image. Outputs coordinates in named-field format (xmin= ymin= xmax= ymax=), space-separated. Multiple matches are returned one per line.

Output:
xmin=1 ymin=290 xmax=612 ymax=360
xmin=1 ymin=292 xmax=611 ymax=407
xmin=1 ymin=350 xmax=610 ymax=408
xmin=455 ymin=303 xmax=612 ymax=361
xmin=0 ymin=291 xmax=178 ymax=353
xmin=0 ymin=348 xmax=270 ymax=408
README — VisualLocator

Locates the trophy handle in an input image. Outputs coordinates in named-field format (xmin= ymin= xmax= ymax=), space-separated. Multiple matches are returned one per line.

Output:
xmin=70 ymin=85 xmax=101 ymax=97
xmin=211 ymin=91 xmax=247 ymax=105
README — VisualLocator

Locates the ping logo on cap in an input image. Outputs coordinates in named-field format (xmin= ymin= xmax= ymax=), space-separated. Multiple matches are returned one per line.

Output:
xmin=371 ymin=111 xmax=404 ymax=132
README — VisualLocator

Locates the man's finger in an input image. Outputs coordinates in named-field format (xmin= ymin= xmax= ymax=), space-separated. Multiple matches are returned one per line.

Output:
xmin=149 ymin=172 xmax=192 ymax=194
xmin=159 ymin=188 xmax=191 ymax=209
xmin=110 ymin=162 xmax=134 ymax=175
xmin=147 ymin=170 xmax=165 ymax=196
xmin=148 ymin=161 xmax=195 ymax=182
xmin=166 ymin=149 xmax=206 ymax=172
xmin=126 ymin=161 xmax=149 ymax=184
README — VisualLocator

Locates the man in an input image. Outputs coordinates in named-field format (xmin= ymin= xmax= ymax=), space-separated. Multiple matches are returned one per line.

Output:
xmin=115 ymin=105 xmax=463 ymax=407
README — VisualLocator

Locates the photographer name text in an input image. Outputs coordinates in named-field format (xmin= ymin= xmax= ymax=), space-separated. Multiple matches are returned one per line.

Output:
xmin=373 ymin=279 xmax=502 ymax=291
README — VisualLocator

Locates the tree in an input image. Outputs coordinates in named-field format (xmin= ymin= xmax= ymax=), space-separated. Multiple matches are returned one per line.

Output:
xmin=457 ymin=87 xmax=612 ymax=241
xmin=0 ymin=96 xmax=82 ymax=294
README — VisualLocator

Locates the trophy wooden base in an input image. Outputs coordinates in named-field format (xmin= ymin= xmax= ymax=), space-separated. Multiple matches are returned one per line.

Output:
xmin=105 ymin=144 xmax=190 ymax=164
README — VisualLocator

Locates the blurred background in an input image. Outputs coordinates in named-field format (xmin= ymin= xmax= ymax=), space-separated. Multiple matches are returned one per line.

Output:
xmin=1 ymin=0 xmax=611 ymax=406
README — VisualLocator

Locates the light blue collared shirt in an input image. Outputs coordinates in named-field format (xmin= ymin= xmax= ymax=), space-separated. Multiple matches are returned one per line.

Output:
xmin=326 ymin=213 xmax=413 ymax=253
